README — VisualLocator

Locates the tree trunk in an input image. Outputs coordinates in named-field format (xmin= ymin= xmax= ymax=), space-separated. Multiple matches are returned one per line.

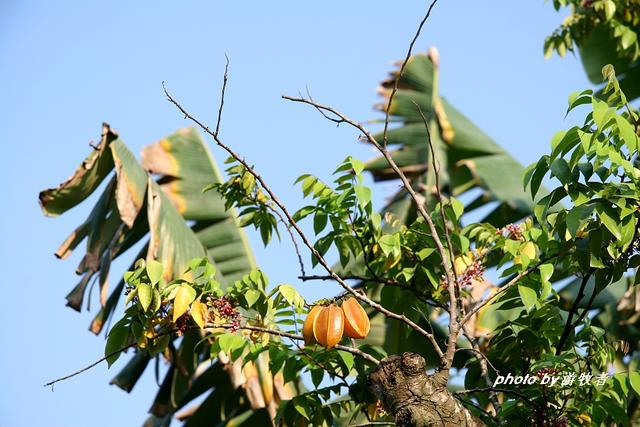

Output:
xmin=368 ymin=353 xmax=485 ymax=427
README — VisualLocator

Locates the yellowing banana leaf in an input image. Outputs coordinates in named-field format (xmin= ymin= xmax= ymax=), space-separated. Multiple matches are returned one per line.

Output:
xmin=41 ymin=124 xmax=263 ymax=426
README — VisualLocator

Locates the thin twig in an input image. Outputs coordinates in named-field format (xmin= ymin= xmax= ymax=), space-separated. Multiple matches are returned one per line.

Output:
xmin=460 ymin=257 xmax=555 ymax=327
xmin=214 ymin=54 xmax=229 ymax=137
xmin=301 ymin=274 xmax=365 ymax=282
xmin=571 ymin=281 xmax=598 ymax=328
xmin=44 ymin=342 xmax=137 ymax=388
xmin=381 ymin=0 xmax=441 ymax=148
xmin=556 ymin=270 xmax=593 ymax=355
xmin=461 ymin=325 xmax=501 ymax=415
xmin=163 ymin=85 xmax=438 ymax=355
xmin=44 ymin=327 xmax=181 ymax=387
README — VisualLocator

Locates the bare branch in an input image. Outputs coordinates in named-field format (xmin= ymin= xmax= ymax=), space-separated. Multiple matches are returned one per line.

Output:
xmin=214 ymin=54 xmax=229 ymax=137
xmin=44 ymin=342 xmax=137 ymax=388
xmin=44 ymin=327 xmax=181 ymax=387
xmin=381 ymin=0 xmax=441 ymax=147
xmin=299 ymin=274 xmax=383 ymax=283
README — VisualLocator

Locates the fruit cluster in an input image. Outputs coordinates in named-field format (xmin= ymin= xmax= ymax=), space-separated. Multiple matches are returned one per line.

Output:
xmin=302 ymin=297 xmax=371 ymax=348
xmin=208 ymin=296 xmax=240 ymax=331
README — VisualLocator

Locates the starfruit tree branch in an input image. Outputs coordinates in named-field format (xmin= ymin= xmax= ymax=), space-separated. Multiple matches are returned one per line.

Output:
xmin=162 ymin=85 xmax=442 ymax=362
xmin=414 ymin=101 xmax=464 ymax=366
xmin=281 ymin=95 xmax=457 ymax=369
xmin=44 ymin=320 xmax=380 ymax=389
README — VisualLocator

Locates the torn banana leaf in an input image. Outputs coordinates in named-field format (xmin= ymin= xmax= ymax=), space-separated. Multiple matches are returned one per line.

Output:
xmin=41 ymin=124 xmax=270 ymax=425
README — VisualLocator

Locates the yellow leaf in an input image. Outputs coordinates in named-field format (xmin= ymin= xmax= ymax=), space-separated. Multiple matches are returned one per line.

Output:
xmin=173 ymin=286 xmax=192 ymax=322
xmin=521 ymin=241 xmax=537 ymax=260
xmin=454 ymin=254 xmax=473 ymax=275
xmin=190 ymin=299 xmax=206 ymax=329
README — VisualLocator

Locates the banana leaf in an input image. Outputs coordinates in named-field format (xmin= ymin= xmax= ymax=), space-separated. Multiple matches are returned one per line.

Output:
xmin=40 ymin=124 xmax=278 ymax=426
xmin=366 ymin=53 xmax=537 ymax=226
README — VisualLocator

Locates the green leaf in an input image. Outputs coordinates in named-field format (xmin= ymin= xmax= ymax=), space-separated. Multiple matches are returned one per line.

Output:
xmin=596 ymin=205 xmax=622 ymax=240
xmin=105 ymin=319 xmax=130 ymax=367
xmin=349 ymin=157 xmax=365 ymax=175
xmin=629 ymin=371 xmax=640 ymax=397
xmin=310 ymin=367 xmax=324 ymax=388
xmin=313 ymin=212 xmax=328 ymax=234
xmin=354 ymin=185 xmax=372 ymax=208
xmin=592 ymin=98 xmax=615 ymax=130
xmin=378 ymin=234 xmax=400 ymax=256
xmin=518 ymin=285 xmax=537 ymax=312
xmin=539 ymin=264 xmax=554 ymax=284
xmin=278 ymin=284 xmax=303 ymax=308
xmin=146 ymin=260 xmax=164 ymax=285
xmin=530 ymin=156 xmax=550 ymax=199
xmin=566 ymin=204 xmax=594 ymax=237
xmin=550 ymin=158 xmax=572 ymax=184
xmin=567 ymin=89 xmax=593 ymax=113
xmin=337 ymin=350 xmax=355 ymax=372
xmin=615 ymin=115 xmax=638 ymax=152
xmin=137 ymin=283 xmax=152 ymax=312
xmin=450 ymin=197 xmax=464 ymax=219
xmin=416 ymin=248 xmax=435 ymax=260
xmin=293 ymin=397 xmax=311 ymax=420
xmin=244 ymin=289 xmax=261 ymax=308
xmin=603 ymin=0 xmax=616 ymax=20
xmin=217 ymin=333 xmax=246 ymax=358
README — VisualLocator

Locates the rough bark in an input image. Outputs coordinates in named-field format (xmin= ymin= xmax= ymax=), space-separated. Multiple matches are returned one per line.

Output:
xmin=368 ymin=352 xmax=485 ymax=427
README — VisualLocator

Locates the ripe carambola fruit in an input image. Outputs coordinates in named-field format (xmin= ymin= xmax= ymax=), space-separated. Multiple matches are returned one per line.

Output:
xmin=341 ymin=297 xmax=370 ymax=339
xmin=313 ymin=304 xmax=344 ymax=348
xmin=303 ymin=305 xmax=323 ymax=345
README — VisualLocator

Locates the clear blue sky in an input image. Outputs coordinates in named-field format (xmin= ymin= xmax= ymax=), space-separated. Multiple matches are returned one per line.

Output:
xmin=0 ymin=1 xmax=591 ymax=426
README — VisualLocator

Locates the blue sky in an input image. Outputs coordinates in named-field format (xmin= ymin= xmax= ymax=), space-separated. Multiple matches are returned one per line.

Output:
xmin=0 ymin=1 xmax=591 ymax=426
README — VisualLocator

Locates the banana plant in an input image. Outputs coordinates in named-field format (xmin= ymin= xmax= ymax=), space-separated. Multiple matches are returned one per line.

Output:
xmin=40 ymin=124 xmax=291 ymax=426
xmin=339 ymin=50 xmax=544 ymax=361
